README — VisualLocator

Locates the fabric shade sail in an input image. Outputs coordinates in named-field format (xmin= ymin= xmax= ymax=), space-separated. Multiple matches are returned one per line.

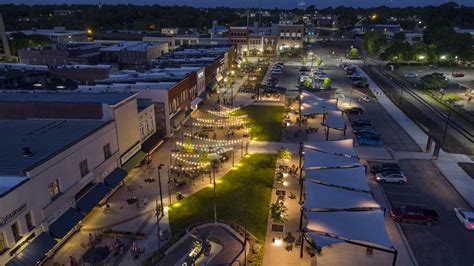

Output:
xmin=303 ymin=149 xmax=361 ymax=169
xmin=304 ymin=167 xmax=369 ymax=191
xmin=306 ymin=232 xmax=344 ymax=248
xmin=305 ymin=210 xmax=393 ymax=249
xmin=303 ymin=181 xmax=380 ymax=210
xmin=304 ymin=139 xmax=356 ymax=157
xmin=322 ymin=110 xmax=346 ymax=130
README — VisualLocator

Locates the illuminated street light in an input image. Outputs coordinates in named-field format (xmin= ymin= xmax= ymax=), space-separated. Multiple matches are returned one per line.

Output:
xmin=418 ymin=55 xmax=426 ymax=60
xmin=371 ymin=14 xmax=377 ymax=20
xmin=440 ymin=55 xmax=447 ymax=60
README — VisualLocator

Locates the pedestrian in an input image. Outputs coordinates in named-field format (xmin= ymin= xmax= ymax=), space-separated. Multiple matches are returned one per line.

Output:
xmin=69 ymin=256 xmax=76 ymax=266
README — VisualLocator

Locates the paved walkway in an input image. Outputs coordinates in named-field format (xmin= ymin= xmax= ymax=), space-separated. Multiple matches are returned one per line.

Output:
xmin=359 ymin=66 xmax=474 ymax=207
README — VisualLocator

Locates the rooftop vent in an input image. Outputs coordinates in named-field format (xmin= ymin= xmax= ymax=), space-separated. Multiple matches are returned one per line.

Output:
xmin=22 ymin=147 xmax=33 ymax=157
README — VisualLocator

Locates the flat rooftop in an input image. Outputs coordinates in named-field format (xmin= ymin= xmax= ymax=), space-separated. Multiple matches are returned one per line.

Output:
xmin=78 ymin=82 xmax=177 ymax=92
xmin=0 ymin=119 xmax=108 ymax=195
xmin=101 ymin=41 xmax=163 ymax=52
xmin=0 ymin=92 xmax=136 ymax=105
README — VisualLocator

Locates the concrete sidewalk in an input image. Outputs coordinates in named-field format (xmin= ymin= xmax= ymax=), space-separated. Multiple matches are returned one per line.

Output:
xmin=359 ymin=66 xmax=474 ymax=207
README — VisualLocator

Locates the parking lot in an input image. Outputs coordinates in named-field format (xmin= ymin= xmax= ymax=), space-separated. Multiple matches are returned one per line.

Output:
xmin=369 ymin=159 xmax=474 ymax=266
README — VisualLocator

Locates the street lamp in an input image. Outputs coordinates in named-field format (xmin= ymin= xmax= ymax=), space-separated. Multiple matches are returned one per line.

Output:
xmin=452 ymin=56 xmax=459 ymax=75
xmin=156 ymin=163 xmax=165 ymax=254
xmin=212 ymin=159 xmax=219 ymax=223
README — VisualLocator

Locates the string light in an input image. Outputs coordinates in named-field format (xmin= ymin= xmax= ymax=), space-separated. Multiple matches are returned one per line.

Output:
xmin=192 ymin=120 xmax=247 ymax=127
xmin=176 ymin=141 xmax=236 ymax=148
xmin=183 ymin=133 xmax=242 ymax=144
xmin=172 ymin=156 xmax=211 ymax=166
xmin=207 ymin=110 xmax=247 ymax=118
xmin=195 ymin=117 xmax=245 ymax=124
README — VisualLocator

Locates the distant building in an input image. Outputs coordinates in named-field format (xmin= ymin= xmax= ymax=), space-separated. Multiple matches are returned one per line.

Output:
xmin=161 ymin=28 xmax=179 ymax=36
xmin=0 ymin=13 xmax=10 ymax=57
xmin=9 ymin=27 xmax=88 ymax=44
xmin=386 ymin=31 xmax=423 ymax=44
xmin=100 ymin=41 xmax=169 ymax=67
xmin=454 ymin=27 xmax=474 ymax=39
xmin=277 ymin=24 xmax=305 ymax=51
xmin=52 ymin=10 xmax=81 ymax=16
xmin=353 ymin=24 xmax=402 ymax=36
xmin=143 ymin=34 xmax=228 ymax=50
xmin=18 ymin=43 xmax=103 ymax=66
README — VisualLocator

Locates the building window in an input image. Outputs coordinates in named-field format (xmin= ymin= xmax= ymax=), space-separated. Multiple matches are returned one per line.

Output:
xmin=25 ymin=212 xmax=34 ymax=231
xmin=48 ymin=179 xmax=61 ymax=200
xmin=11 ymin=222 xmax=21 ymax=242
xmin=79 ymin=159 xmax=89 ymax=177
xmin=103 ymin=144 xmax=111 ymax=160
xmin=0 ymin=232 xmax=6 ymax=252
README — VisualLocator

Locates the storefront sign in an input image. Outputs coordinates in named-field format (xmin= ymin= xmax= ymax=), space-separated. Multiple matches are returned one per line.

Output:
xmin=0 ymin=203 xmax=27 ymax=227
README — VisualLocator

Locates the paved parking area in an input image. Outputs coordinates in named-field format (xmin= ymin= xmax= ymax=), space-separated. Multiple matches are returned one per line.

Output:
xmin=370 ymin=159 xmax=474 ymax=266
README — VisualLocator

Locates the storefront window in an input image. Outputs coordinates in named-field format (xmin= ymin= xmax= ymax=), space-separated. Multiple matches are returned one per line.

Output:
xmin=11 ymin=222 xmax=21 ymax=242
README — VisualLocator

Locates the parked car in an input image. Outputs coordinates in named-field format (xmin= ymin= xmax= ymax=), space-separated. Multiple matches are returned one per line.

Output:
xmin=452 ymin=72 xmax=465 ymax=77
xmin=345 ymin=107 xmax=364 ymax=115
xmin=359 ymin=96 xmax=371 ymax=102
xmin=356 ymin=131 xmax=381 ymax=138
xmin=271 ymin=68 xmax=283 ymax=74
xmin=370 ymin=163 xmax=401 ymax=174
xmin=454 ymin=208 xmax=474 ymax=230
xmin=375 ymin=171 xmax=407 ymax=184
xmin=314 ymin=69 xmax=325 ymax=75
xmin=351 ymin=119 xmax=371 ymax=127
xmin=353 ymin=127 xmax=377 ymax=135
xmin=391 ymin=205 xmax=439 ymax=226
xmin=300 ymin=66 xmax=311 ymax=72
xmin=352 ymin=81 xmax=369 ymax=88
xmin=358 ymin=136 xmax=384 ymax=146
xmin=404 ymin=73 xmax=418 ymax=78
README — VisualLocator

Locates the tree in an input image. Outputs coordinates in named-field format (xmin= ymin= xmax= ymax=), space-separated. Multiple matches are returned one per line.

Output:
xmin=349 ymin=47 xmax=359 ymax=59
xmin=8 ymin=33 xmax=51 ymax=56
xmin=277 ymin=147 xmax=292 ymax=160
xmin=364 ymin=31 xmax=387 ymax=56
xmin=303 ymin=78 xmax=312 ymax=88
xmin=270 ymin=201 xmax=288 ymax=224
xmin=323 ymin=77 xmax=332 ymax=89
xmin=182 ymin=138 xmax=193 ymax=154
xmin=420 ymin=73 xmax=448 ymax=90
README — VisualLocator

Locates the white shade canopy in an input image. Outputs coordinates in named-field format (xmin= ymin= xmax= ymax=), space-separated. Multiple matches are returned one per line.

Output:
xmin=304 ymin=139 xmax=356 ymax=157
xmin=303 ymin=181 xmax=380 ymax=210
xmin=303 ymin=149 xmax=361 ymax=169
xmin=305 ymin=210 xmax=393 ymax=249
xmin=307 ymin=232 xmax=344 ymax=248
xmin=322 ymin=110 xmax=346 ymax=130
xmin=301 ymin=91 xmax=323 ymax=104
xmin=304 ymin=167 xmax=370 ymax=191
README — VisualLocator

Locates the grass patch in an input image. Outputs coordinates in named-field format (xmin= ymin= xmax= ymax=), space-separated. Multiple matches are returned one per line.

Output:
xmin=459 ymin=163 xmax=474 ymax=179
xmin=168 ymin=153 xmax=277 ymax=240
xmin=236 ymin=105 xmax=284 ymax=141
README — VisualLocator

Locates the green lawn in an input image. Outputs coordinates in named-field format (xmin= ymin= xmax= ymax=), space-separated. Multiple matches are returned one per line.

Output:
xmin=168 ymin=154 xmax=276 ymax=240
xmin=236 ymin=105 xmax=284 ymax=141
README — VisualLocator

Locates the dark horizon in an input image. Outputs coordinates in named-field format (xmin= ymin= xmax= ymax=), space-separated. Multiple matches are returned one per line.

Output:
xmin=0 ymin=0 xmax=473 ymax=9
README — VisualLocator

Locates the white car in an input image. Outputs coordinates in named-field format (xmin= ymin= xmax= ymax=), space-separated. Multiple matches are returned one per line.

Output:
xmin=454 ymin=208 xmax=474 ymax=230
xmin=272 ymin=64 xmax=283 ymax=70
xmin=359 ymin=96 xmax=371 ymax=102
xmin=375 ymin=171 xmax=407 ymax=184
xmin=404 ymin=73 xmax=418 ymax=78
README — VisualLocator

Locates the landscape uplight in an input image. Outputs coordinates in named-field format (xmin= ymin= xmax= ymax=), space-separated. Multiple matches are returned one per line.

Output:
xmin=418 ymin=55 xmax=426 ymax=60
xmin=440 ymin=55 xmax=447 ymax=60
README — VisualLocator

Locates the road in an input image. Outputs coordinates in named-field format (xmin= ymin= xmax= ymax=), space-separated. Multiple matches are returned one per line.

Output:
xmin=369 ymin=160 xmax=474 ymax=266
xmin=364 ymin=66 xmax=474 ymax=156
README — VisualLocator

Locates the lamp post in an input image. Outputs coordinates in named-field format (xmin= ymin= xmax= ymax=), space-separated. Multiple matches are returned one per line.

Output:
xmin=440 ymin=108 xmax=452 ymax=149
xmin=212 ymin=159 xmax=218 ymax=223
xmin=451 ymin=56 xmax=458 ymax=75
xmin=157 ymin=164 xmax=165 ymax=215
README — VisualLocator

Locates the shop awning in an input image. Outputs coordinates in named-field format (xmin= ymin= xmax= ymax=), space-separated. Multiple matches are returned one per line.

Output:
xmin=191 ymin=97 xmax=203 ymax=108
xmin=207 ymin=79 xmax=218 ymax=92
xmin=104 ymin=168 xmax=127 ymax=188
xmin=304 ymin=139 xmax=356 ymax=157
xmin=322 ymin=110 xmax=346 ymax=130
xmin=49 ymin=208 xmax=83 ymax=239
xmin=304 ymin=182 xmax=379 ymax=210
xmin=305 ymin=210 xmax=393 ymax=249
xmin=303 ymin=149 xmax=361 ymax=169
xmin=141 ymin=132 xmax=164 ymax=154
xmin=121 ymin=151 xmax=147 ymax=173
xmin=304 ymin=167 xmax=369 ymax=191
xmin=76 ymin=183 xmax=109 ymax=213
xmin=6 ymin=232 xmax=57 ymax=266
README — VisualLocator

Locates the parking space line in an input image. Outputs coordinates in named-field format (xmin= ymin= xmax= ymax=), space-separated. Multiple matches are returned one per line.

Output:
xmin=386 ymin=192 xmax=420 ymax=196
xmin=400 ymin=223 xmax=441 ymax=229
xmin=390 ymin=201 xmax=426 ymax=206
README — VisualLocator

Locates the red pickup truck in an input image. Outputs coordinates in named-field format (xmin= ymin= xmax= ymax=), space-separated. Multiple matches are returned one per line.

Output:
xmin=390 ymin=205 xmax=439 ymax=226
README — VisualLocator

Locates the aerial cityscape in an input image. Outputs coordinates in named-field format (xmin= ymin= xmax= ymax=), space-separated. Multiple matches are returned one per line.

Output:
xmin=0 ymin=1 xmax=473 ymax=266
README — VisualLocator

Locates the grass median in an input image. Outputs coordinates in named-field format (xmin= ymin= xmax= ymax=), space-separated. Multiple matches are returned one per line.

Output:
xmin=168 ymin=153 xmax=277 ymax=240
xmin=236 ymin=105 xmax=284 ymax=142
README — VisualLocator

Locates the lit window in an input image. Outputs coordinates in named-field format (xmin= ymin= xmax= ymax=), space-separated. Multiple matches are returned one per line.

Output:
xmin=48 ymin=179 xmax=61 ymax=200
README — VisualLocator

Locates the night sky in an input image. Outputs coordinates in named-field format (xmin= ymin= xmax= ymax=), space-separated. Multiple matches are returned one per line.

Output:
xmin=0 ymin=0 xmax=472 ymax=8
